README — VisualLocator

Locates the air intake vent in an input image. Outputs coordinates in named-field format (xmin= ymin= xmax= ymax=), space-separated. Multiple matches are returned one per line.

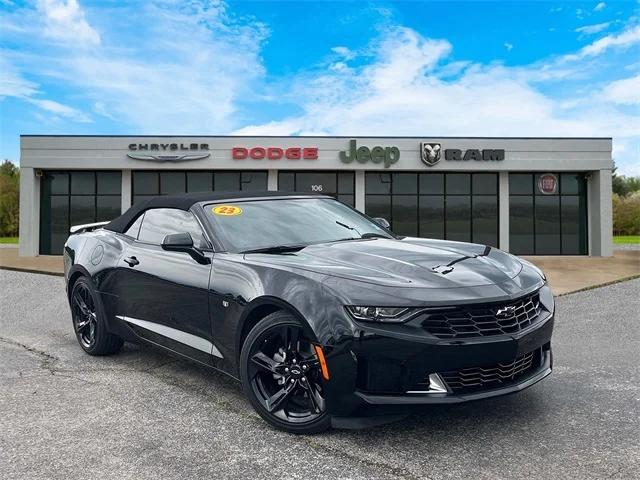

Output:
xmin=439 ymin=348 xmax=541 ymax=394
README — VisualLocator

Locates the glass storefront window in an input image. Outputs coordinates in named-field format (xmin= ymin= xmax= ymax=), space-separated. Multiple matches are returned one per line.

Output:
xmin=97 ymin=172 xmax=121 ymax=194
xmin=187 ymin=172 xmax=213 ymax=193
xmin=446 ymin=174 xmax=470 ymax=195
xmin=418 ymin=195 xmax=444 ymax=239
xmin=278 ymin=171 xmax=355 ymax=207
xmin=509 ymin=173 xmax=587 ymax=255
xmin=509 ymin=174 xmax=533 ymax=195
xmin=509 ymin=196 xmax=534 ymax=254
xmin=419 ymin=173 xmax=444 ymax=195
xmin=446 ymin=195 xmax=471 ymax=242
xmin=366 ymin=173 xmax=498 ymax=246
xmin=534 ymin=196 xmax=561 ymax=254
xmin=392 ymin=195 xmax=419 ymax=236
xmin=40 ymin=171 xmax=122 ymax=255
xmin=133 ymin=172 xmax=158 ymax=196
xmin=70 ymin=195 xmax=96 ymax=226
xmin=241 ymin=172 xmax=268 ymax=191
xmin=71 ymin=172 xmax=95 ymax=195
xmin=472 ymin=195 xmax=498 ymax=246
xmin=132 ymin=170 xmax=267 ymax=204
xmin=160 ymin=172 xmax=186 ymax=195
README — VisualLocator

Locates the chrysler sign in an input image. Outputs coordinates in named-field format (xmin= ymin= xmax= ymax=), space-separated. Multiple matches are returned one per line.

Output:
xmin=127 ymin=143 xmax=210 ymax=162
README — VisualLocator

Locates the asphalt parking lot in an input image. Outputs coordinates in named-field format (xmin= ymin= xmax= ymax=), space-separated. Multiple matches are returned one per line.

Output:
xmin=1 ymin=269 xmax=639 ymax=479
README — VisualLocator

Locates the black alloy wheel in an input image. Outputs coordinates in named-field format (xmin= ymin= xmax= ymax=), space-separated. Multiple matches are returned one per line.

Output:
xmin=70 ymin=277 xmax=123 ymax=355
xmin=241 ymin=311 xmax=331 ymax=433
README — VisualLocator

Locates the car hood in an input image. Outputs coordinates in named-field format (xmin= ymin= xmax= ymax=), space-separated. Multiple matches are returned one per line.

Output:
xmin=245 ymin=237 xmax=523 ymax=288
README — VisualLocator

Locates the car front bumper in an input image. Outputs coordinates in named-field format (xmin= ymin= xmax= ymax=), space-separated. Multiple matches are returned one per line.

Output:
xmin=322 ymin=310 xmax=554 ymax=417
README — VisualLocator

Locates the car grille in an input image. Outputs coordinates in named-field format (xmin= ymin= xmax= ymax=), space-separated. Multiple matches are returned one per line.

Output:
xmin=439 ymin=348 xmax=541 ymax=394
xmin=421 ymin=291 xmax=542 ymax=339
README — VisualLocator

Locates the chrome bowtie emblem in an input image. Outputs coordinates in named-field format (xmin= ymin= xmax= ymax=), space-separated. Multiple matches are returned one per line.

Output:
xmin=421 ymin=142 xmax=442 ymax=166
xmin=496 ymin=306 xmax=516 ymax=318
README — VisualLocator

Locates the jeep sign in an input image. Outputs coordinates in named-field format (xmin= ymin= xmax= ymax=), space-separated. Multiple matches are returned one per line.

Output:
xmin=339 ymin=139 xmax=400 ymax=168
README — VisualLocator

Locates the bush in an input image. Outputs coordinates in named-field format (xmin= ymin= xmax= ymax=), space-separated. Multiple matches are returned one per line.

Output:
xmin=613 ymin=192 xmax=640 ymax=236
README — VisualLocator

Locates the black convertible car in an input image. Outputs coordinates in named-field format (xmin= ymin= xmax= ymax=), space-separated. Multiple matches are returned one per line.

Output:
xmin=64 ymin=191 xmax=554 ymax=433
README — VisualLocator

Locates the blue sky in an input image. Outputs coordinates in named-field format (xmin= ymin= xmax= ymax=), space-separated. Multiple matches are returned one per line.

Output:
xmin=1 ymin=0 xmax=639 ymax=175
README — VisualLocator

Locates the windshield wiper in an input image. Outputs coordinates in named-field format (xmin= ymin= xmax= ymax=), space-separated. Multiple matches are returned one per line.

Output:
xmin=241 ymin=244 xmax=308 ymax=254
xmin=336 ymin=220 xmax=361 ymax=235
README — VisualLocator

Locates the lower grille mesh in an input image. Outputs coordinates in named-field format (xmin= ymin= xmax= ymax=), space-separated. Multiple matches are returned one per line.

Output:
xmin=439 ymin=349 xmax=541 ymax=393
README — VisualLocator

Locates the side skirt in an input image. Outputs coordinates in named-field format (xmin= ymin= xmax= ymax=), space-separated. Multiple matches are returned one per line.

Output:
xmin=116 ymin=315 xmax=224 ymax=359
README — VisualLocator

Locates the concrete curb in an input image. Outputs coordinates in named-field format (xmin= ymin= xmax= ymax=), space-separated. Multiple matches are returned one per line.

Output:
xmin=556 ymin=274 xmax=640 ymax=296
xmin=0 ymin=266 xmax=64 ymax=277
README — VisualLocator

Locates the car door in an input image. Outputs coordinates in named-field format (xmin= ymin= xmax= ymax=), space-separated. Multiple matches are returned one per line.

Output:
xmin=116 ymin=207 xmax=217 ymax=364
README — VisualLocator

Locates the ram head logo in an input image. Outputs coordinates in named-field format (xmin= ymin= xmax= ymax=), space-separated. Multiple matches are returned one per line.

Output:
xmin=421 ymin=142 xmax=441 ymax=166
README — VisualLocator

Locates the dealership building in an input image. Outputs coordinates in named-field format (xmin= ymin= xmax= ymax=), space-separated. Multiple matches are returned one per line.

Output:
xmin=19 ymin=135 xmax=613 ymax=257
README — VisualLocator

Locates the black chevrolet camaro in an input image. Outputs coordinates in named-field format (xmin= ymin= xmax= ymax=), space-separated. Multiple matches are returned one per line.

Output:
xmin=63 ymin=191 xmax=554 ymax=433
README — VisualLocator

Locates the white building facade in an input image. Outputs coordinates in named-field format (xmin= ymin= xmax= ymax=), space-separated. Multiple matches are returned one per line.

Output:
xmin=19 ymin=135 xmax=613 ymax=257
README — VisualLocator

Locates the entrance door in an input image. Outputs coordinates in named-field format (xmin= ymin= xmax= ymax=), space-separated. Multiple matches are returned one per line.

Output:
xmin=278 ymin=171 xmax=355 ymax=206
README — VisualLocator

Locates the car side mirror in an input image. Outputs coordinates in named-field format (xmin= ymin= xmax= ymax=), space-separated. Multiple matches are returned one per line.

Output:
xmin=162 ymin=232 xmax=194 ymax=250
xmin=162 ymin=233 xmax=210 ymax=264
xmin=373 ymin=217 xmax=391 ymax=229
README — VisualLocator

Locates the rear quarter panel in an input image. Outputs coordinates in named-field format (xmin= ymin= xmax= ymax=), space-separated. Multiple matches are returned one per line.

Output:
xmin=64 ymin=230 xmax=126 ymax=333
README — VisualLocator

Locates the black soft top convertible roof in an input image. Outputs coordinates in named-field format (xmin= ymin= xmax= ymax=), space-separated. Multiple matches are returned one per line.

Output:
xmin=104 ymin=191 xmax=325 ymax=233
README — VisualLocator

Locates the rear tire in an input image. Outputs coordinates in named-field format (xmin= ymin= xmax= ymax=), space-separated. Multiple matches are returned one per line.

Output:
xmin=240 ymin=311 xmax=331 ymax=434
xmin=70 ymin=277 xmax=123 ymax=356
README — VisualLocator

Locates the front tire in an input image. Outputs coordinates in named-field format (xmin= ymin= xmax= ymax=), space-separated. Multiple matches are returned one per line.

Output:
xmin=240 ymin=311 xmax=331 ymax=434
xmin=70 ymin=277 xmax=123 ymax=356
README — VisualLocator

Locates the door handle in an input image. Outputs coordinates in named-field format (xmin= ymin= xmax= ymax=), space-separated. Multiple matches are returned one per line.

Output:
xmin=123 ymin=256 xmax=139 ymax=267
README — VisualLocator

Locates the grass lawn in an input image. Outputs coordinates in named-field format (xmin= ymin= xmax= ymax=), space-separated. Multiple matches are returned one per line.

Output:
xmin=0 ymin=237 xmax=18 ymax=244
xmin=613 ymin=235 xmax=640 ymax=245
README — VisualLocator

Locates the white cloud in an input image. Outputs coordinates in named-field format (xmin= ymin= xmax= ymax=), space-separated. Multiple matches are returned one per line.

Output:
xmin=236 ymin=26 xmax=640 ymax=176
xmin=2 ymin=1 xmax=639 ymax=176
xmin=331 ymin=46 xmax=356 ymax=60
xmin=367 ymin=27 xmax=451 ymax=91
xmin=0 ymin=56 xmax=38 ymax=98
xmin=25 ymin=98 xmax=91 ymax=122
xmin=504 ymin=42 xmax=514 ymax=51
xmin=37 ymin=0 xmax=100 ymax=46
xmin=564 ymin=24 xmax=640 ymax=61
xmin=0 ymin=54 xmax=90 ymax=121
xmin=3 ymin=1 xmax=268 ymax=133
xmin=602 ymin=75 xmax=640 ymax=104
xmin=575 ymin=22 xmax=611 ymax=35
xmin=594 ymin=2 xmax=606 ymax=12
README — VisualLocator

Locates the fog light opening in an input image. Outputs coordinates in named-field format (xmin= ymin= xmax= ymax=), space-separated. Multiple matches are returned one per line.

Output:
xmin=406 ymin=373 xmax=449 ymax=394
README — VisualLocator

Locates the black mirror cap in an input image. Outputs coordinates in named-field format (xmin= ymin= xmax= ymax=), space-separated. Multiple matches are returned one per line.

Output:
xmin=373 ymin=217 xmax=391 ymax=229
xmin=162 ymin=232 xmax=194 ymax=249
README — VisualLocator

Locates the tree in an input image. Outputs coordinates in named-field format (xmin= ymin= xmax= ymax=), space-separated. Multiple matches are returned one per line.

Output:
xmin=613 ymin=192 xmax=640 ymax=235
xmin=0 ymin=160 xmax=20 ymax=237
xmin=612 ymin=161 xmax=640 ymax=197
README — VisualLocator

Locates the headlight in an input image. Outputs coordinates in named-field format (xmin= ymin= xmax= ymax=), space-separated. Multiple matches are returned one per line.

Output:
xmin=346 ymin=306 xmax=415 ymax=323
xmin=520 ymin=258 xmax=547 ymax=282
xmin=538 ymin=283 xmax=555 ymax=315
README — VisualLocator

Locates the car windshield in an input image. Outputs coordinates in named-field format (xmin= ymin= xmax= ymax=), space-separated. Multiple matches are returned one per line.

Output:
xmin=204 ymin=197 xmax=393 ymax=252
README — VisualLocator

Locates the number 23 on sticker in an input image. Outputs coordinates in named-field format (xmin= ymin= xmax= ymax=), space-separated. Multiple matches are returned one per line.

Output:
xmin=212 ymin=205 xmax=243 ymax=216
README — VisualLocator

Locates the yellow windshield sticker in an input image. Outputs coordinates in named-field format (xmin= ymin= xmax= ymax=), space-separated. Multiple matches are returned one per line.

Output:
xmin=212 ymin=205 xmax=243 ymax=216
